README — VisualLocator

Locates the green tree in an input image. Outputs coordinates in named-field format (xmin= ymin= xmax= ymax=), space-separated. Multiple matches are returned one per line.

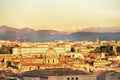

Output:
xmin=0 ymin=45 xmax=10 ymax=54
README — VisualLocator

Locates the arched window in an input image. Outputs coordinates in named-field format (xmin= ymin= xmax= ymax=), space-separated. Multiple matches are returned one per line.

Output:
xmin=53 ymin=59 xmax=54 ymax=63
xmin=67 ymin=77 xmax=70 ymax=80
xmin=71 ymin=77 xmax=74 ymax=80
xmin=48 ymin=60 xmax=49 ymax=63
xmin=76 ymin=77 xmax=78 ymax=80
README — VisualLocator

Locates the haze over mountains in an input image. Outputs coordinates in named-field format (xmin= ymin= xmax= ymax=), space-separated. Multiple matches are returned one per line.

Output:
xmin=0 ymin=25 xmax=120 ymax=42
xmin=81 ymin=27 xmax=120 ymax=32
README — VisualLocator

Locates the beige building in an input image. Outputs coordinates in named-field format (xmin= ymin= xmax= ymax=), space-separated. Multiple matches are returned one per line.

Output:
xmin=67 ymin=52 xmax=85 ymax=59
xmin=45 ymin=47 xmax=58 ymax=64
xmin=12 ymin=47 xmax=48 ymax=54
xmin=108 ymin=56 xmax=120 ymax=61
xmin=12 ymin=47 xmax=71 ymax=55
xmin=23 ymin=71 xmax=120 ymax=80
xmin=10 ymin=47 xmax=60 ymax=72
xmin=23 ymin=74 xmax=105 ymax=80
xmin=93 ymin=60 xmax=112 ymax=67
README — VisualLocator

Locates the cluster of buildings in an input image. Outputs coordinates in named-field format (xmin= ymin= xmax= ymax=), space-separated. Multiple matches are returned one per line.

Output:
xmin=0 ymin=40 xmax=120 ymax=80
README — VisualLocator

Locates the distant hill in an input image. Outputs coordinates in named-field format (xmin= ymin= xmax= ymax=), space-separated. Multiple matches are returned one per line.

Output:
xmin=0 ymin=25 xmax=18 ymax=40
xmin=81 ymin=27 xmax=120 ymax=32
xmin=68 ymin=32 xmax=120 ymax=41
xmin=0 ymin=25 xmax=67 ymax=42
xmin=0 ymin=25 xmax=120 ymax=42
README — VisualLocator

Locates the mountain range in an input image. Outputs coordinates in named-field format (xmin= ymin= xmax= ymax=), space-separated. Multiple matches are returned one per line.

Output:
xmin=0 ymin=25 xmax=120 ymax=42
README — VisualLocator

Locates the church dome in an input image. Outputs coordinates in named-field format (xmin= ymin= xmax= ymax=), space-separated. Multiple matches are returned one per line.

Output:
xmin=45 ymin=47 xmax=57 ymax=58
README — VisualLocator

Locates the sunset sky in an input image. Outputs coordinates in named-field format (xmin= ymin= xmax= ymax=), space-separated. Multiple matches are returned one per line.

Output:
xmin=0 ymin=0 xmax=120 ymax=32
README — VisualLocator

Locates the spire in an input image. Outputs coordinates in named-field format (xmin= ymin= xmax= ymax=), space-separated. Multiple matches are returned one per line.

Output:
xmin=96 ymin=36 xmax=99 ymax=42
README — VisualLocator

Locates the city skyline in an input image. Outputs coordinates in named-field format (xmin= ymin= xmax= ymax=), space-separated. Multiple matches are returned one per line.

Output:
xmin=0 ymin=0 xmax=120 ymax=32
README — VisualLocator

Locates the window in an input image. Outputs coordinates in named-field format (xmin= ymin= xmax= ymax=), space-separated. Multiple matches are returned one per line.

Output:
xmin=71 ymin=77 xmax=74 ymax=80
xmin=76 ymin=77 xmax=78 ymax=80
xmin=59 ymin=54 xmax=61 ymax=57
xmin=72 ymin=55 xmax=75 ymax=58
xmin=53 ymin=60 xmax=54 ymax=63
xmin=40 ymin=54 xmax=42 ymax=58
xmin=29 ymin=67 xmax=31 ymax=70
xmin=48 ymin=60 xmax=49 ymax=63
xmin=67 ymin=77 xmax=70 ymax=80
xmin=37 ymin=66 xmax=40 ymax=69
xmin=118 ymin=77 xmax=120 ymax=80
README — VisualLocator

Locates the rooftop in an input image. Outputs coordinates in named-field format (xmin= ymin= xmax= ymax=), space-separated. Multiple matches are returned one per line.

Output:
xmin=23 ymin=68 xmax=88 ymax=77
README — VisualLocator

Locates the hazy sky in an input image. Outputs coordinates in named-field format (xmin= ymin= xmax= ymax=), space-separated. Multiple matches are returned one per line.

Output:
xmin=0 ymin=0 xmax=120 ymax=32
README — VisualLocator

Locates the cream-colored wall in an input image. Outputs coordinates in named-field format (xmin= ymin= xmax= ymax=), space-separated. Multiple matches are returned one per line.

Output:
xmin=23 ymin=76 xmax=40 ymax=80
xmin=12 ymin=47 xmax=48 ymax=54
xmin=106 ymin=72 xmax=120 ymax=80
xmin=45 ymin=58 xmax=58 ymax=64
xmin=48 ymin=75 xmax=99 ymax=80
xmin=93 ymin=61 xmax=111 ymax=67
xmin=12 ymin=47 xmax=71 ymax=54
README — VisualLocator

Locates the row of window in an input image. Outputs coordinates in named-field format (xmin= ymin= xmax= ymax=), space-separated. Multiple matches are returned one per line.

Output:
xmin=47 ymin=59 xmax=55 ymax=63
xmin=67 ymin=77 xmax=78 ymax=80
